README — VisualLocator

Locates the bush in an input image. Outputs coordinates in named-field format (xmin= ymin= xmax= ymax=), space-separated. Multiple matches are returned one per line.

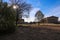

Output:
xmin=0 ymin=23 xmax=16 ymax=33
xmin=0 ymin=2 xmax=17 ymax=34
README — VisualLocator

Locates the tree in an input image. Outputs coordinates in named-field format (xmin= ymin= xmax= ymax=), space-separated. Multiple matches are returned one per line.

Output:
xmin=9 ymin=0 xmax=32 ymax=24
xmin=0 ymin=2 xmax=16 ymax=33
xmin=35 ymin=10 xmax=44 ymax=22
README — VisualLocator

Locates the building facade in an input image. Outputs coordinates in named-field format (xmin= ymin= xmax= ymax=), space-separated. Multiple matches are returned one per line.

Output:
xmin=40 ymin=16 xmax=58 ymax=23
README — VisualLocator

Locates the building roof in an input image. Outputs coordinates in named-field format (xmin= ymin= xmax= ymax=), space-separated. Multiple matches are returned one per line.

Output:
xmin=47 ymin=16 xmax=58 ymax=18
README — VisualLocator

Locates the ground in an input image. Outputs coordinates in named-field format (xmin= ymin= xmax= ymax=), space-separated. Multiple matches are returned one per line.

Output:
xmin=0 ymin=26 xmax=60 ymax=40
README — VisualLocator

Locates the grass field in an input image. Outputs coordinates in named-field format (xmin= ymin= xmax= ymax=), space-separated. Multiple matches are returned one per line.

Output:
xmin=0 ymin=26 xmax=60 ymax=40
xmin=18 ymin=23 xmax=60 ymax=30
xmin=0 ymin=23 xmax=60 ymax=40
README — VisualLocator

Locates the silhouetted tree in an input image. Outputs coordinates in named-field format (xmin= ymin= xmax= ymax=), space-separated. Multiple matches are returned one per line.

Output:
xmin=35 ymin=10 xmax=44 ymax=26
xmin=9 ymin=0 xmax=32 ymax=25
xmin=35 ymin=10 xmax=44 ymax=22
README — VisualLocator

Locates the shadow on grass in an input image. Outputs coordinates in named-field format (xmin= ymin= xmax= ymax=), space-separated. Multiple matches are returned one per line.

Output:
xmin=0 ymin=26 xmax=60 ymax=40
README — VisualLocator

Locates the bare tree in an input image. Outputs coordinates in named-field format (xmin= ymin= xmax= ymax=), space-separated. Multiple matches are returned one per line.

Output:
xmin=9 ymin=0 xmax=32 ymax=18
xmin=35 ymin=10 xmax=44 ymax=22
xmin=9 ymin=0 xmax=32 ymax=25
xmin=35 ymin=10 xmax=44 ymax=26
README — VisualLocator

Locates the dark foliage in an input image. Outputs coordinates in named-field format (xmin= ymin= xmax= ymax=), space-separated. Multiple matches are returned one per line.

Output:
xmin=0 ymin=2 xmax=16 ymax=34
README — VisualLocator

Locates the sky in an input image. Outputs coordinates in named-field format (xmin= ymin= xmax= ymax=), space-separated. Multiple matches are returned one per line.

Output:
xmin=3 ymin=0 xmax=60 ymax=22
xmin=24 ymin=0 xmax=60 ymax=22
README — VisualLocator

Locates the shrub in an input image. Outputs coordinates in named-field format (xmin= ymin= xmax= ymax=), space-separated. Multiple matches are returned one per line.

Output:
xmin=0 ymin=2 xmax=17 ymax=34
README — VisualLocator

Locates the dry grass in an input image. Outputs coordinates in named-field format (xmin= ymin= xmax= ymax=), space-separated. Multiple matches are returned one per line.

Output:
xmin=18 ymin=23 xmax=60 ymax=30
xmin=0 ymin=26 xmax=60 ymax=40
xmin=18 ymin=23 xmax=60 ymax=27
xmin=0 ymin=23 xmax=60 ymax=40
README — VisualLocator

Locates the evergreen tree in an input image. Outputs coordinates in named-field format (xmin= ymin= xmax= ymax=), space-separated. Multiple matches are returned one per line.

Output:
xmin=0 ymin=2 xmax=16 ymax=33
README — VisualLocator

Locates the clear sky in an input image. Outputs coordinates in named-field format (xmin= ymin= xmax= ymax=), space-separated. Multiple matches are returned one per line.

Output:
xmin=3 ymin=0 xmax=60 ymax=22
